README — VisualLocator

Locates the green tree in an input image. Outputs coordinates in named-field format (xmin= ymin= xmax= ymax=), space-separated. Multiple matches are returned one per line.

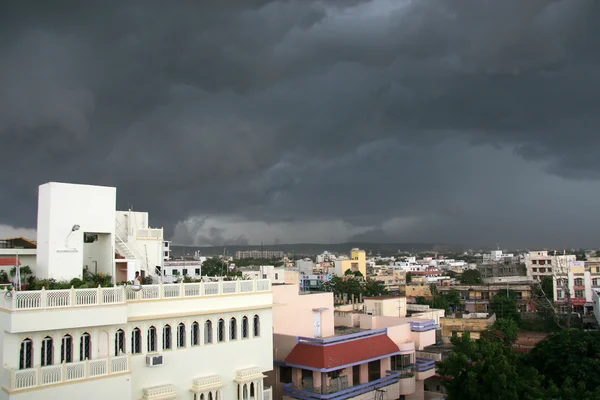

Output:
xmin=486 ymin=318 xmax=519 ymax=345
xmin=459 ymin=269 xmax=483 ymax=284
xmin=344 ymin=269 xmax=363 ymax=278
xmin=363 ymin=278 xmax=388 ymax=297
xmin=405 ymin=272 xmax=412 ymax=284
xmin=489 ymin=290 xmax=521 ymax=323
xmin=201 ymin=257 xmax=241 ymax=277
xmin=523 ymin=330 xmax=600 ymax=393
xmin=322 ymin=276 xmax=362 ymax=298
xmin=438 ymin=333 xmax=541 ymax=400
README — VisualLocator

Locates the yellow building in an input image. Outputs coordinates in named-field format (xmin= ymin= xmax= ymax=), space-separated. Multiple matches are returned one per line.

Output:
xmin=405 ymin=284 xmax=432 ymax=297
xmin=334 ymin=248 xmax=367 ymax=277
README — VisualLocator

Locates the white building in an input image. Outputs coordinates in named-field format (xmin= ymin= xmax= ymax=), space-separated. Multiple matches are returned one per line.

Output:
xmin=294 ymin=259 xmax=314 ymax=276
xmin=482 ymin=250 xmax=516 ymax=263
xmin=162 ymin=260 xmax=204 ymax=283
xmin=316 ymin=251 xmax=335 ymax=263
xmin=0 ymin=182 xmax=274 ymax=400
xmin=163 ymin=241 xmax=172 ymax=261
xmin=524 ymin=250 xmax=576 ymax=281
xmin=115 ymin=210 xmax=165 ymax=282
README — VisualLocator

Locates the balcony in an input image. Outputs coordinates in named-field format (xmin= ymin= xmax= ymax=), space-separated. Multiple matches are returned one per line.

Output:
xmin=398 ymin=373 xmax=416 ymax=395
xmin=283 ymin=371 xmax=400 ymax=400
xmin=415 ymin=358 xmax=436 ymax=380
xmin=2 ymin=355 xmax=129 ymax=393
xmin=410 ymin=320 xmax=436 ymax=332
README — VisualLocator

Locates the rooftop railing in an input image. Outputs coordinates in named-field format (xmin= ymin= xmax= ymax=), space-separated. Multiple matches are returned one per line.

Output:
xmin=0 ymin=279 xmax=271 ymax=311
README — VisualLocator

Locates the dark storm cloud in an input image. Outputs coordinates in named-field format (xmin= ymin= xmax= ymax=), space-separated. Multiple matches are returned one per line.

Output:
xmin=1 ymin=0 xmax=600 ymax=247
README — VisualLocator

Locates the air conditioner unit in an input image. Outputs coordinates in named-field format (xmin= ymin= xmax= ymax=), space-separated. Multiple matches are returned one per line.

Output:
xmin=146 ymin=354 xmax=163 ymax=367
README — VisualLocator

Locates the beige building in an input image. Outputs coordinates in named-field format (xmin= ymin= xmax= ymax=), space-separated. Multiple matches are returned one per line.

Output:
xmin=364 ymin=296 xmax=407 ymax=318
xmin=440 ymin=313 xmax=496 ymax=343
xmin=405 ymin=284 xmax=432 ymax=298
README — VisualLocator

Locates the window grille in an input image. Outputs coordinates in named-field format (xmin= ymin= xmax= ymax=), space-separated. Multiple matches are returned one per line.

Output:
xmin=191 ymin=321 xmax=199 ymax=346
xmin=230 ymin=318 xmax=237 ymax=340
xmin=61 ymin=335 xmax=73 ymax=363
xmin=148 ymin=326 xmax=157 ymax=352
xmin=80 ymin=333 xmax=91 ymax=361
xmin=177 ymin=323 xmax=186 ymax=348
xmin=205 ymin=320 xmax=213 ymax=344
xmin=163 ymin=324 xmax=172 ymax=350
xmin=115 ymin=329 xmax=125 ymax=355
xmin=20 ymin=338 xmax=33 ymax=369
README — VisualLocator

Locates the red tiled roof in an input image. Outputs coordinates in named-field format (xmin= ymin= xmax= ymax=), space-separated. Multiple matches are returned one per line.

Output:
xmin=0 ymin=258 xmax=21 ymax=266
xmin=285 ymin=334 xmax=399 ymax=370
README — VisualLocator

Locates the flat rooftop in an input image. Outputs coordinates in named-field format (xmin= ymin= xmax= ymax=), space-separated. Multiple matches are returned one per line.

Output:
xmin=333 ymin=326 xmax=368 ymax=336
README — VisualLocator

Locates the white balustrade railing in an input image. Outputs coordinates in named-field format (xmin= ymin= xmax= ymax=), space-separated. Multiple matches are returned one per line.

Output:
xmin=126 ymin=279 xmax=271 ymax=301
xmin=4 ymin=356 xmax=129 ymax=392
xmin=1 ymin=286 xmax=126 ymax=311
xmin=0 ymin=279 xmax=271 ymax=311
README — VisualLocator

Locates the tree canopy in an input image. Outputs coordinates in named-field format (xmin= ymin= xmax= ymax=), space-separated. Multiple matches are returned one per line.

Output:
xmin=459 ymin=269 xmax=483 ymax=284
xmin=322 ymin=275 xmax=387 ymax=299
xmin=438 ymin=325 xmax=600 ymax=400
xmin=489 ymin=290 xmax=521 ymax=323
xmin=201 ymin=257 xmax=242 ymax=278
xmin=417 ymin=286 xmax=461 ymax=314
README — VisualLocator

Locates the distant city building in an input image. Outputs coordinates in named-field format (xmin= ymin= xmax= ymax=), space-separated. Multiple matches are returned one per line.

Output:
xmin=163 ymin=240 xmax=171 ymax=261
xmin=316 ymin=251 xmax=335 ymax=263
xmin=524 ymin=251 xmax=576 ymax=281
xmin=333 ymin=248 xmax=367 ymax=277
xmin=554 ymin=259 xmax=600 ymax=316
xmin=294 ymin=259 xmax=314 ymax=275
xmin=235 ymin=250 xmax=284 ymax=259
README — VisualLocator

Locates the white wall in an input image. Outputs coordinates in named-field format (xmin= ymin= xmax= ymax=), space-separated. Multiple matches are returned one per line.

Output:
xmin=36 ymin=183 xmax=116 ymax=281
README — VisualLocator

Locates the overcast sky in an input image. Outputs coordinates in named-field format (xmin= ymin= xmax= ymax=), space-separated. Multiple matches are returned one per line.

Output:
xmin=1 ymin=0 xmax=599 ymax=249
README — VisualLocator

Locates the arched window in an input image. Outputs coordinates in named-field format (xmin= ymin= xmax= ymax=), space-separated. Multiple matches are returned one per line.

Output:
xmin=61 ymin=334 xmax=73 ymax=363
xmin=131 ymin=328 xmax=142 ymax=354
xmin=253 ymin=315 xmax=260 ymax=337
xmin=204 ymin=320 xmax=213 ymax=344
xmin=250 ymin=382 xmax=255 ymax=397
xmin=242 ymin=316 xmax=249 ymax=339
xmin=177 ymin=323 xmax=186 ymax=348
xmin=163 ymin=324 xmax=172 ymax=350
xmin=230 ymin=318 xmax=237 ymax=340
xmin=208 ymin=392 xmax=213 ymax=400
xmin=191 ymin=321 xmax=199 ymax=346
xmin=40 ymin=336 xmax=53 ymax=366
xmin=19 ymin=338 xmax=33 ymax=369
xmin=148 ymin=326 xmax=157 ymax=352
xmin=80 ymin=333 xmax=91 ymax=361
xmin=218 ymin=319 xmax=225 ymax=342
xmin=115 ymin=329 xmax=125 ymax=355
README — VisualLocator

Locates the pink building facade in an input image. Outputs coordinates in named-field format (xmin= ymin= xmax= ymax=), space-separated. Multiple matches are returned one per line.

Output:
xmin=269 ymin=284 xmax=437 ymax=400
